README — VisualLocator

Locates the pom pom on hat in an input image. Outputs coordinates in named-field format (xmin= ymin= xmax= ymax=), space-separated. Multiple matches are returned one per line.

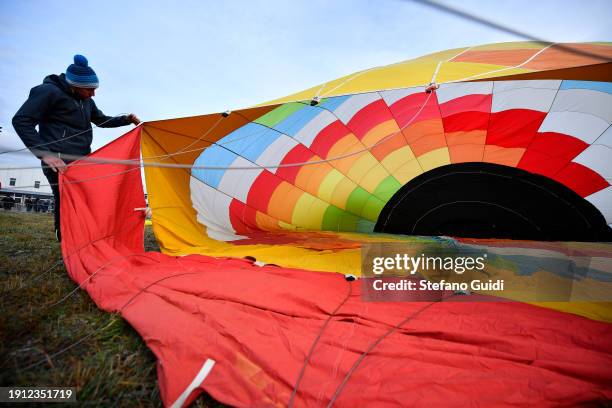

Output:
xmin=65 ymin=54 xmax=98 ymax=88
xmin=73 ymin=54 xmax=89 ymax=67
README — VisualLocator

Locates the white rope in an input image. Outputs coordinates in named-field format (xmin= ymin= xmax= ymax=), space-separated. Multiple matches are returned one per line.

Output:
xmin=444 ymin=42 xmax=557 ymax=84
xmin=0 ymin=114 xmax=132 ymax=155
xmin=2 ymin=92 xmax=433 ymax=183
xmin=430 ymin=45 xmax=474 ymax=84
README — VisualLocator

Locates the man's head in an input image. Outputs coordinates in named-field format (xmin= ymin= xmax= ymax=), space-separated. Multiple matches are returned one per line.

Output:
xmin=65 ymin=54 xmax=99 ymax=98
xmin=71 ymin=87 xmax=96 ymax=99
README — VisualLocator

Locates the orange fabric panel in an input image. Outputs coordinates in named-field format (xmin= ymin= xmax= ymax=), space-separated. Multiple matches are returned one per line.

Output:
xmin=267 ymin=182 xmax=302 ymax=223
xmin=370 ymin=131 xmax=408 ymax=160
xmin=446 ymin=130 xmax=487 ymax=146
xmin=453 ymin=49 xmax=540 ymax=67
xmin=449 ymin=145 xmax=486 ymax=163
xmin=326 ymin=134 xmax=360 ymax=159
xmin=483 ymin=145 xmax=526 ymax=167
xmin=144 ymin=105 xmax=276 ymax=164
xmin=361 ymin=120 xmax=400 ymax=147
xmin=524 ymin=44 xmax=612 ymax=70
xmin=294 ymin=160 xmax=334 ymax=196
xmin=255 ymin=211 xmax=280 ymax=231
xmin=403 ymin=119 xmax=447 ymax=157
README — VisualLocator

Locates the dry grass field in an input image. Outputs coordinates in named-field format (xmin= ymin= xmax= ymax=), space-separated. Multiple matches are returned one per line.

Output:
xmin=0 ymin=210 xmax=224 ymax=407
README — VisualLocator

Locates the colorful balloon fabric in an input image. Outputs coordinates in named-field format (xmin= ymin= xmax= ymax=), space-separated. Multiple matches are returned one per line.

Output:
xmin=189 ymin=80 xmax=612 ymax=241
xmin=60 ymin=42 xmax=612 ymax=406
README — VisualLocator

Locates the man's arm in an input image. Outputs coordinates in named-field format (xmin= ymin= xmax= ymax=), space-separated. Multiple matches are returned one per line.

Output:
xmin=12 ymin=85 xmax=66 ymax=172
xmin=12 ymin=85 xmax=55 ymax=157
xmin=90 ymin=99 xmax=139 ymax=127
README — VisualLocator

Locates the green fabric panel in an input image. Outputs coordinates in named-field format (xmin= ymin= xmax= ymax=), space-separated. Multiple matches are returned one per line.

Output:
xmin=374 ymin=176 xmax=402 ymax=202
xmin=361 ymin=195 xmax=385 ymax=221
xmin=254 ymin=103 xmax=304 ymax=127
xmin=345 ymin=187 xmax=370 ymax=217
xmin=356 ymin=219 xmax=376 ymax=233
xmin=322 ymin=206 xmax=359 ymax=231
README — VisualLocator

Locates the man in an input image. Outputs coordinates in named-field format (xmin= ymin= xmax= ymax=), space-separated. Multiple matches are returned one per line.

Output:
xmin=12 ymin=54 xmax=140 ymax=241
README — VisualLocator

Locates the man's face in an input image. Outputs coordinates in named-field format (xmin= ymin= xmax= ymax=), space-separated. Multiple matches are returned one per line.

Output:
xmin=72 ymin=87 xmax=96 ymax=99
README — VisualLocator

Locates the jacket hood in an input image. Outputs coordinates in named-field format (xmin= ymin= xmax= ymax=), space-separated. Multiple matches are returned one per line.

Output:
xmin=43 ymin=74 xmax=72 ymax=94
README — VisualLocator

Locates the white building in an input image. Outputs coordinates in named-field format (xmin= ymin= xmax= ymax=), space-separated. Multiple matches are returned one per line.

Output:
xmin=0 ymin=165 xmax=53 ymax=200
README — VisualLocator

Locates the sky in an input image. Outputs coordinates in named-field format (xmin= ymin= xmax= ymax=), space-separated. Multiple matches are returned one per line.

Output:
xmin=1 ymin=0 xmax=611 ymax=167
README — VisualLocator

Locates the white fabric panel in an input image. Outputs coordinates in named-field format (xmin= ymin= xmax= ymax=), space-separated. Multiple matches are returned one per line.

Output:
xmin=334 ymin=93 xmax=381 ymax=123
xmin=585 ymin=186 xmax=612 ymax=225
xmin=380 ymin=87 xmax=425 ymax=106
xmin=190 ymin=176 xmax=245 ymax=241
xmin=436 ymin=82 xmax=493 ymax=104
xmin=492 ymin=83 xmax=559 ymax=113
xmin=217 ymin=156 xmax=263 ymax=203
xmin=551 ymin=89 xmax=612 ymax=123
xmin=538 ymin=111 xmax=609 ymax=144
xmin=256 ymin=134 xmax=298 ymax=174
xmin=293 ymin=110 xmax=336 ymax=147
xmin=493 ymin=80 xmax=561 ymax=92
xmin=595 ymin=125 xmax=612 ymax=147
xmin=573 ymin=144 xmax=612 ymax=181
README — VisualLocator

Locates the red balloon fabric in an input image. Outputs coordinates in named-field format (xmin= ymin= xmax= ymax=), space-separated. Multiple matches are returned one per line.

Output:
xmin=59 ymin=128 xmax=612 ymax=407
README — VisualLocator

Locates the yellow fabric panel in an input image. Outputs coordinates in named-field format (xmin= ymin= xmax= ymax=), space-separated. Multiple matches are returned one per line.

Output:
xmin=393 ymin=158 xmax=424 ymax=185
xmin=317 ymin=169 xmax=350 ymax=209
xmin=263 ymin=61 xmax=528 ymax=106
xmin=346 ymin=154 xmax=384 ymax=191
xmin=291 ymin=194 xmax=327 ymax=230
xmin=258 ymin=42 xmax=611 ymax=106
xmin=435 ymin=62 xmax=531 ymax=84
xmin=473 ymin=41 xmax=548 ymax=51
xmin=417 ymin=147 xmax=451 ymax=171
xmin=278 ymin=220 xmax=296 ymax=231
xmin=381 ymin=145 xmax=416 ymax=173
xmin=330 ymin=177 xmax=359 ymax=209
xmin=530 ymin=302 xmax=612 ymax=323
xmin=142 ymin=127 xmax=210 ymax=253
xmin=360 ymin=163 xmax=394 ymax=192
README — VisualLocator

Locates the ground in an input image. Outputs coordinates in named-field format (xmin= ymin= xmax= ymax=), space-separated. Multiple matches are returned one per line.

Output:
xmin=0 ymin=211 xmax=225 ymax=407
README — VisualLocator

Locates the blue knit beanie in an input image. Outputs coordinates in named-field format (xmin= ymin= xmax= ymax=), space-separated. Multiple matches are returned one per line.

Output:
xmin=65 ymin=55 xmax=99 ymax=88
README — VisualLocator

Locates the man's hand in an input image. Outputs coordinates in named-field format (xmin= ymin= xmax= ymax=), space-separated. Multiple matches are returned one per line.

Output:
xmin=127 ymin=113 xmax=141 ymax=125
xmin=42 ymin=154 xmax=67 ymax=173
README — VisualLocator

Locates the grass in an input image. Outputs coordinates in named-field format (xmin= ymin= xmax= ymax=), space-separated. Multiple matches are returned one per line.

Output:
xmin=0 ymin=210 xmax=225 ymax=407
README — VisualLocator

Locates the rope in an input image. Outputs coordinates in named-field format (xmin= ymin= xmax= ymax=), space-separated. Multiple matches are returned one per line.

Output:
xmin=288 ymin=276 xmax=353 ymax=407
xmin=1 ymin=92 xmax=433 ymax=183
xmin=0 ymin=114 xmax=131 ymax=155
xmin=326 ymin=293 xmax=457 ymax=407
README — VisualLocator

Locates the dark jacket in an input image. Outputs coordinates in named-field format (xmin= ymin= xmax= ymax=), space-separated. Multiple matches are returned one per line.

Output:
xmin=12 ymin=74 xmax=131 ymax=159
